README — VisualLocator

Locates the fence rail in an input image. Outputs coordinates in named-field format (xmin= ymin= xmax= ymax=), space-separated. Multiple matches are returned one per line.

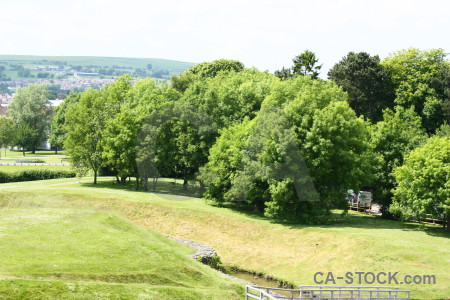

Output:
xmin=246 ymin=285 xmax=411 ymax=300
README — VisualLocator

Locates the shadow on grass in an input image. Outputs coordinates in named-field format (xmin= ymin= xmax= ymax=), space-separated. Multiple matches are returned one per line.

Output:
xmin=80 ymin=177 xmax=204 ymax=198
xmin=7 ymin=150 xmax=66 ymax=156
xmin=82 ymin=176 xmax=450 ymax=238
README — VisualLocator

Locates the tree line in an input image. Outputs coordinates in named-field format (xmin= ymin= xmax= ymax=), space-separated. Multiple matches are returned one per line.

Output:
xmin=0 ymin=49 xmax=449 ymax=227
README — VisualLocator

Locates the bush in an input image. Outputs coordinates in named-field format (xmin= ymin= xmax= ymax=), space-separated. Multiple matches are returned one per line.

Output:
xmin=0 ymin=169 xmax=76 ymax=183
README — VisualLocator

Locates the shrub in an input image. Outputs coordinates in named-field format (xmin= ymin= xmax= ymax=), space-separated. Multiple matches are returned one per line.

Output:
xmin=0 ymin=169 xmax=76 ymax=183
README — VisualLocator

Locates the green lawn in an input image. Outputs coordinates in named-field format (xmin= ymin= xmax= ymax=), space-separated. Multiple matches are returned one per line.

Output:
xmin=0 ymin=177 xmax=448 ymax=299
xmin=0 ymin=150 xmax=68 ymax=163
xmin=0 ymin=165 xmax=72 ymax=174
xmin=0 ymin=181 xmax=243 ymax=299
xmin=0 ymin=150 xmax=71 ymax=175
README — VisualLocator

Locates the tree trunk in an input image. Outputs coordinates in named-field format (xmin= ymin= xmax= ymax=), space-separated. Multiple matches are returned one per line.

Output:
xmin=94 ymin=169 xmax=97 ymax=184
xmin=135 ymin=176 xmax=139 ymax=191
xmin=55 ymin=148 xmax=58 ymax=154
xmin=152 ymin=177 xmax=158 ymax=191
xmin=120 ymin=175 xmax=127 ymax=185
xmin=115 ymin=175 xmax=120 ymax=184
xmin=143 ymin=177 xmax=148 ymax=192
xmin=31 ymin=148 xmax=35 ymax=154
xmin=22 ymin=148 xmax=25 ymax=156
xmin=183 ymin=178 xmax=188 ymax=190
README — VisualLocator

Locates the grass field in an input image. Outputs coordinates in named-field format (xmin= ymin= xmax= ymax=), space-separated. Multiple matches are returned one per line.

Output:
xmin=0 ymin=150 xmax=71 ymax=174
xmin=0 ymin=177 xmax=448 ymax=299
xmin=0 ymin=165 xmax=72 ymax=174
xmin=0 ymin=150 xmax=68 ymax=163
xmin=0 ymin=179 xmax=242 ymax=299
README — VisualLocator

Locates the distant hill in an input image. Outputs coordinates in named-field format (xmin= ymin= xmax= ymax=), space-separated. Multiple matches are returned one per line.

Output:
xmin=0 ymin=55 xmax=196 ymax=81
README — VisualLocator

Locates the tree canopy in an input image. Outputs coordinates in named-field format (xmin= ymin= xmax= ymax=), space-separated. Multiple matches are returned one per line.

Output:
xmin=7 ymin=84 xmax=51 ymax=153
xmin=328 ymin=51 xmax=395 ymax=122
xmin=382 ymin=48 xmax=450 ymax=133
xmin=390 ymin=136 xmax=450 ymax=228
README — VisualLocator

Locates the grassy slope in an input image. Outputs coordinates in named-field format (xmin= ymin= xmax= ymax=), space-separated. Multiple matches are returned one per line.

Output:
xmin=0 ymin=55 xmax=195 ymax=73
xmin=0 ymin=180 xmax=243 ymax=299
xmin=1 ymin=178 xmax=449 ymax=299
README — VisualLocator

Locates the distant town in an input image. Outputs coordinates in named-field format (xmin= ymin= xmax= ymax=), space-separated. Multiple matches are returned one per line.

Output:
xmin=0 ymin=55 xmax=195 ymax=113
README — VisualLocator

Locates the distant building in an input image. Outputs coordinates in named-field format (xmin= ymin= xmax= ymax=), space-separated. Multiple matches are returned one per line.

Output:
xmin=75 ymin=72 xmax=100 ymax=77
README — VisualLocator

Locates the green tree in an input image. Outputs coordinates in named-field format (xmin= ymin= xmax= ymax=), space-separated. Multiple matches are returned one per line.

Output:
xmin=64 ymin=89 xmax=105 ymax=183
xmin=382 ymin=48 xmax=450 ymax=133
xmin=390 ymin=136 xmax=450 ymax=230
xmin=64 ymin=75 xmax=132 ymax=184
xmin=0 ymin=118 xmax=16 ymax=157
xmin=8 ymin=84 xmax=51 ymax=153
xmin=182 ymin=68 xmax=277 ymax=129
xmin=171 ymin=59 xmax=244 ymax=93
xmin=199 ymin=118 xmax=252 ymax=203
xmin=292 ymin=50 xmax=322 ymax=79
xmin=202 ymin=76 xmax=375 ymax=222
xmin=14 ymin=122 xmax=38 ymax=156
xmin=140 ymin=102 xmax=215 ymax=190
xmin=103 ymin=79 xmax=179 ymax=188
xmin=328 ymin=52 xmax=395 ymax=122
xmin=49 ymin=93 xmax=80 ymax=153
xmin=370 ymin=106 xmax=428 ymax=216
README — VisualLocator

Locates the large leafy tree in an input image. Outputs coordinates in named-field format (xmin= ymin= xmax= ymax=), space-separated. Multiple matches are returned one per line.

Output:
xmin=202 ymin=76 xmax=375 ymax=222
xmin=64 ymin=75 xmax=133 ymax=184
xmin=14 ymin=122 xmax=38 ymax=157
xmin=382 ymin=48 xmax=450 ymax=133
xmin=390 ymin=136 xmax=450 ymax=230
xmin=154 ymin=68 xmax=277 ymax=190
xmin=64 ymin=89 xmax=105 ymax=184
xmin=199 ymin=118 xmax=252 ymax=203
xmin=7 ymin=84 xmax=51 ymax=153
xmin=139 ymin=102 xmax=215 ymax=190
xmin=370 ymin=106 xmax=428 ymax=216
xmin=49 ymin=92 xmax=80 ymax=153
xmin=103 ymin=79 xmax=179 ymax=187
xmin=328 ymin=52 xmax=395 ymax=122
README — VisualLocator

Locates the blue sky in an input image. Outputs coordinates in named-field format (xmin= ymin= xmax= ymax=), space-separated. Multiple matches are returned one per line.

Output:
xmin=2 ymin=0 xmax=450 ymax=75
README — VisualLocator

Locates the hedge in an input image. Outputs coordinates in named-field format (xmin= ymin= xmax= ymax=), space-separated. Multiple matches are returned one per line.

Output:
xmin=0 ymin=169 xmax=76 ymax=183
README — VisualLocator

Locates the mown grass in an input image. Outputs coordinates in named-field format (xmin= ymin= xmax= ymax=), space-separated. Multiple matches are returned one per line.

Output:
xmin=0 ymin=180 xmax=243 ymax=299
xmin=1 ymin=177 xmax=449 ymax=299
xmin=0 ymin=150 xmax=68 ymax=164
xmin=0 ymin=165 xmax=72 ymax=174
xmin=0 ymin=150 xmax=71 ymax=174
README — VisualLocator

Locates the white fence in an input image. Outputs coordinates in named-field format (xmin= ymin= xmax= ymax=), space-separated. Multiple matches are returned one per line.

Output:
xmin=246 ymin=285 xmax=411 ymax=300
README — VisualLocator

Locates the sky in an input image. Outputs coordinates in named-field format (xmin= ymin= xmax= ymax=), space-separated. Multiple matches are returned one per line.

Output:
xmin=2 ymin=0 xmax=450 ymax=75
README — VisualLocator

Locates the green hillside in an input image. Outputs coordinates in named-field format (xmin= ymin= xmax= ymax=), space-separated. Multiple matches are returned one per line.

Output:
xmin=0 ymin=177 xmax=448 ymax=299
xmin=0 ymin=55 xmax=195 ymax=72
xmin=0 ymin=179 xmax=242 ymax=299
